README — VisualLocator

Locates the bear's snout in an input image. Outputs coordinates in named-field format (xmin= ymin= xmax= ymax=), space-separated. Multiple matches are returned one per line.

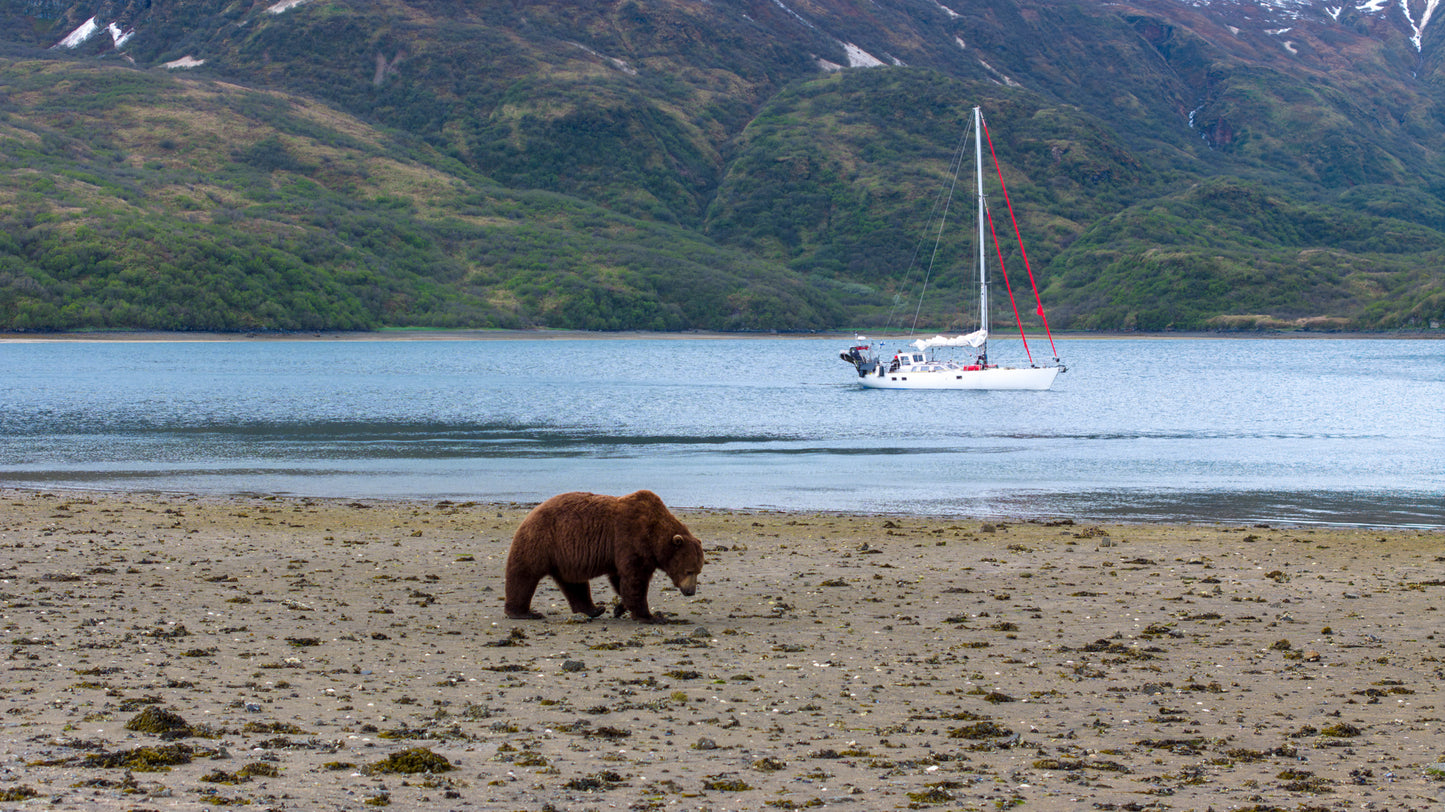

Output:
xmin=675 ymin=572 xmax=698 ymax=596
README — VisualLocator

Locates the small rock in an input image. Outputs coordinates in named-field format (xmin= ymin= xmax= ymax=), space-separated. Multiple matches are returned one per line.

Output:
xmin=561 ymin=659 xmax=585 ymax=673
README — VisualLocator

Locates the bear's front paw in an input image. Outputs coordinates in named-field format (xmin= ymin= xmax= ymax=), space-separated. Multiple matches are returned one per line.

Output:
xmin=505 ymin=610 xmax=545 ymax=620
xmin=584 ymin=605 xmax=606 ymax=618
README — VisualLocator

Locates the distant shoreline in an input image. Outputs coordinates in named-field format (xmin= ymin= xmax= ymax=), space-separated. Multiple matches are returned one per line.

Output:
xmin=2 ymin=327 xmax=1441 ymax=342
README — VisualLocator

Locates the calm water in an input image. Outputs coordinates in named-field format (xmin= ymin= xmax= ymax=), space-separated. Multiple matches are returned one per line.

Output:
xmin=1 ymin=337 xmax=1441 ymax=528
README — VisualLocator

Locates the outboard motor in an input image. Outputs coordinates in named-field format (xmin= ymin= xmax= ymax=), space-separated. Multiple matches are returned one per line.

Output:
xmin=840 ymin=345 xmax=877 ymax=377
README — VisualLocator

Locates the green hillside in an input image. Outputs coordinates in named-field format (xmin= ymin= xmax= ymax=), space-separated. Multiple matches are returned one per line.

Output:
xmin=1050 ymin=180 xmax=1445 ymax=330
xmin=0 ymin=60 xmax=842 ymax=331
xmin=2 ymin=0 xmax=1444 ymax=333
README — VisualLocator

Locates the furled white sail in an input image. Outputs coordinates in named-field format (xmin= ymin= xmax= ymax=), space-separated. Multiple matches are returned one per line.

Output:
xmin=912 ymin=329 xmax=987 ymax=351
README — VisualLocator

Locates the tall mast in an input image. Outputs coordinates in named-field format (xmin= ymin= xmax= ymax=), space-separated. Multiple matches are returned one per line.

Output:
xmin=974 ymin=106 xmax=988 ymax=359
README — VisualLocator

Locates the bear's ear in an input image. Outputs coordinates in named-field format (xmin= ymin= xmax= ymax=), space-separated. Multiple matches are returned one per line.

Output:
xmin=672 ymin=534 xmax=685 ymax=546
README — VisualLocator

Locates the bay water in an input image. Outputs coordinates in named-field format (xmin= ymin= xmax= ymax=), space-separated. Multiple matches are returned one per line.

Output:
xmin=1 ymin=336 xmax=1440 ymax=528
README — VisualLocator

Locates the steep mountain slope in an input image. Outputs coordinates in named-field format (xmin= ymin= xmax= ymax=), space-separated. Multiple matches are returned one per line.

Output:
xmin=0 ymin=60 xmax=843 ymax=331
xmin=2 ymin=0 xmax=1443 ymax=331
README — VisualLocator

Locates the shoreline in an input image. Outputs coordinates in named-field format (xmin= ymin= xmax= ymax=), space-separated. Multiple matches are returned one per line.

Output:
xmin=3 ymin=327 xmax=1442 ymax=342
xmin=2 ymin=487 xmax=1443 ymax=809
xmin=5 ymin=483 xmax=1437 ymax=531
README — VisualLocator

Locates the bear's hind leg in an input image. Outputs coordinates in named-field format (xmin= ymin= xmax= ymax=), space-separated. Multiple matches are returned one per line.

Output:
xmin=556 ymin=577 xmax=605 ymax=618
xmin=609 ymin=574 xmax=627 ymax=618
xmin=504 ymin=573 xmax=545 ymax=620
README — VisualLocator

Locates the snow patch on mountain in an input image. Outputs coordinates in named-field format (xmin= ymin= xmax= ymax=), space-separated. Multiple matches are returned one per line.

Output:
xmin=933 ymin=0 xmax=961 ymax=19
xmin=842 ymin=42 xmax=885 ymax=67
xmin=266 ymin=0 xmax=311 ymax=13
xmin=108 ymin=22 xmax=133 ymax=48
xmin=54 ymin=16 xmax=134 ymax=50
xmin=818 ymin=43 xmax=888 ymax=70
xmin=567 ymin=41 xmax=638 ymax=75
xmin=1264 ymin=23 xmax=1302 ymax=52
xmin=163 ymin=55 xmax=205 ymax=69
xmin=54 ymin=16 xmax=98 ymax=48
xmin=1399 ymin=0 xmax=1440 ymax=49
xmin=1179 ymin=0 xmax=1438 ymax=51
xmin=978 ymin=58 xmax=1022 ymax=88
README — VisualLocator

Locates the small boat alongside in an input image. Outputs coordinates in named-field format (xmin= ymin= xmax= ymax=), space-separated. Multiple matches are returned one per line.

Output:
xmin=840 ymin=106 xmax=1065 ymax=391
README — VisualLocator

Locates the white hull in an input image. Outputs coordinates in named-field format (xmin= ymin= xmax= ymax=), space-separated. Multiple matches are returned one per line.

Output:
xmin=858 ymin=364 xmax=1060 ymax=390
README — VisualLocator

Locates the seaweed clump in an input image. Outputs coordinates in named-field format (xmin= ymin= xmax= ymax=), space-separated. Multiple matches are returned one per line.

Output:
xmin=702 ymin=776 xmax=753 ymax=791
xmin=125 ymin=706 xmax=201 ymax=739
xmin=564 ymin=770 xmax=626 ymax=790
xmin=82 ymin=744 xmax=207 ymax=772
xmin=242 ymin=721 xmax=308 ymax=735
xmin=948 ymin=721 xmax=1013 ymax=740
xmin=907 ymin=786 xmax=955 ymax=805
xmin=363 ymin=747 xmax=454 ymax=775
xmin=200 ymin=763 xmax=280 ymax=784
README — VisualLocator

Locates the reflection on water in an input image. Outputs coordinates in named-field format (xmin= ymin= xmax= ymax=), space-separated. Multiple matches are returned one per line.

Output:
xmin=1 ymin=337 xmax=1441 ymax=528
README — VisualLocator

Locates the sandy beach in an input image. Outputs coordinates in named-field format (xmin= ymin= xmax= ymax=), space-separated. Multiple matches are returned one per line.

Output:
xmin=2 ymin=488 xmax=1442 ymax=810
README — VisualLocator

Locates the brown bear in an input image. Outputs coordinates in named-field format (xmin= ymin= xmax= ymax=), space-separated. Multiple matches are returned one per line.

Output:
xmin=504 ymin=490 xmax=704 ymax=622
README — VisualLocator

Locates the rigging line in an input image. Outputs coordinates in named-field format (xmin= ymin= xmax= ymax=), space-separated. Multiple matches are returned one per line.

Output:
xmin=980 ymin=112 xmax=1059 ymax=361
xmin=886 ymin=122 xmax=968 ymax=334
xmin=910 ymin=115 xmax=973 ymax=337
xmin=984 ymin=200 xmax=1034 ymax=364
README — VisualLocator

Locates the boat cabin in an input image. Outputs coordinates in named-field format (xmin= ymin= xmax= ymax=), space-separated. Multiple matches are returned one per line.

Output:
xmin=888 ymin=352 xmax=928 ymax=372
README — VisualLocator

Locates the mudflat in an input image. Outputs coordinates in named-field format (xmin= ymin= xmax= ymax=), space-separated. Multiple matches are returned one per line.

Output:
xmin=2 ymin=489 xmax=1442 ymax=810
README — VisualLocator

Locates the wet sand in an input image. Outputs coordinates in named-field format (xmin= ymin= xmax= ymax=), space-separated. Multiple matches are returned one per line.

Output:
xmin=2 ymin=488 xmax=1442 ymax=810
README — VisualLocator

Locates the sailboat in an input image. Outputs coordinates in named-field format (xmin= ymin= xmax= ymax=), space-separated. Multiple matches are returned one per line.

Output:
xmin=840 ymin=106 xmax=1065 ymax=390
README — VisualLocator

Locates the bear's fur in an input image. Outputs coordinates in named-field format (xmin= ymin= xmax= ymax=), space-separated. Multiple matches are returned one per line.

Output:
xmin=504 ymin=490 xmax=704 ymax=622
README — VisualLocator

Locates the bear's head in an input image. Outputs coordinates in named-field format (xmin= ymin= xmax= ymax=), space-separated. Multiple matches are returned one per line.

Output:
xmin=663 ymin=532 xmax=704 ymax=596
